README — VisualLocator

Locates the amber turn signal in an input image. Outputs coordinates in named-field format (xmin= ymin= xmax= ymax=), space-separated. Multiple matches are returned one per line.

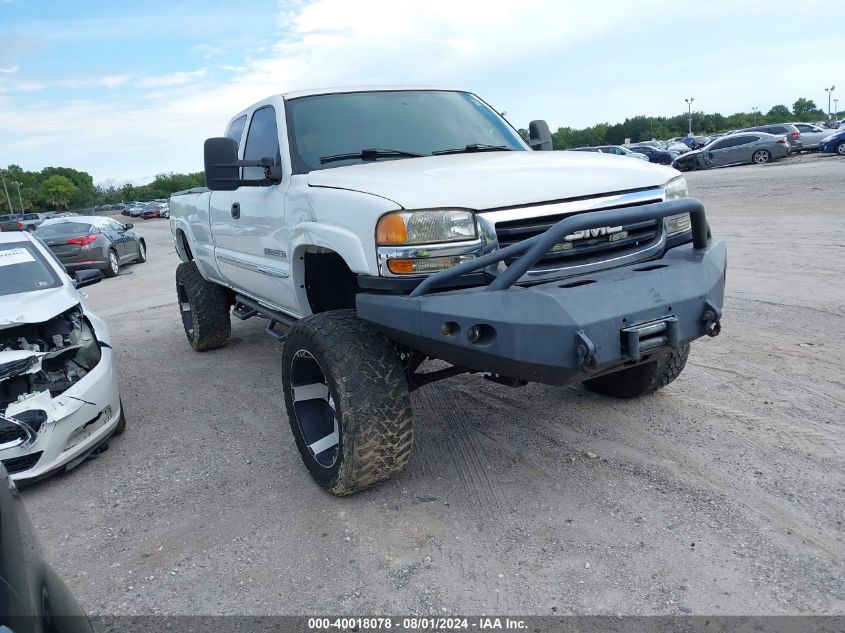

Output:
xmin=376 ymin=213 xmax=408 ymax=245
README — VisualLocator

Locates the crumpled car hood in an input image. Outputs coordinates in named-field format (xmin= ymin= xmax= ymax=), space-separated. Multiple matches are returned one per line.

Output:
xmin=0 ymin=285 xmax=79 ymax=329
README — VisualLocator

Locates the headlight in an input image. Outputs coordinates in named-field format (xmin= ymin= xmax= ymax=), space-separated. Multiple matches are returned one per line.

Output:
xmin=664 ymin=176 xmax=690 ymax=236
xmin=663 ymin=176 xmax=688 ymax=200
xmin=376 ymin=209 xmax=477 ymax=245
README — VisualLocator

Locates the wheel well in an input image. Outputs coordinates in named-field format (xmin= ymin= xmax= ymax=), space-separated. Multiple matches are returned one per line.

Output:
xmin=303 ymin=251 xmax=359 ymax=314
xmin=175 ymin=230 xmax=193 ymax=261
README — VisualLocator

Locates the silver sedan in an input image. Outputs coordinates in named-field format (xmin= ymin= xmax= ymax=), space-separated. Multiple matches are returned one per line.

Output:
xmin=671 ymin=132 xmax=789 ymax=171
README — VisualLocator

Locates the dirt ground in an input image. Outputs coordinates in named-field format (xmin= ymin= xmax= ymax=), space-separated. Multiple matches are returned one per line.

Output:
xmin=23 ymin=153 xmax=845 ymax=616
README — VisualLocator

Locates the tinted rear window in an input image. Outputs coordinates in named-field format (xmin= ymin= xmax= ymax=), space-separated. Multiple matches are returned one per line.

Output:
xmin=34 ymin=222 xmax=95 ymax=238
xmin=0 ymin=241 xmax=62 ymax=296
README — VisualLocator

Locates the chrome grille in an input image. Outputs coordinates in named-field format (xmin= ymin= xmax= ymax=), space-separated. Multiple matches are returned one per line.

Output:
xmin=494 ymin=200 xmax=663 ymax=267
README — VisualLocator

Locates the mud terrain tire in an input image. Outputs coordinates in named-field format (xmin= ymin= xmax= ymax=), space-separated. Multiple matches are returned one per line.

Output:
xmin=282 ymin=309 xmax=412 ymax=496
xmin=175 ymin=261 xmax=231 ymax=351
xmin=584 ymin=344 xmax=690 ymax=398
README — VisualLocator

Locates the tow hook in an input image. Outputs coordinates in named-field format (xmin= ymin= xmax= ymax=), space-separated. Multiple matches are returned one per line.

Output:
xmin=702 ymin=306 xmax=721 ymax=337
xmin=575 ymin=330 xmax=598 ymax=372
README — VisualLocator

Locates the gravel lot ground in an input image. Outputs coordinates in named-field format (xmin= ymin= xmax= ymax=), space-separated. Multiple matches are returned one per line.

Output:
xmin=23 ymin=153 xmax=845 ymax=616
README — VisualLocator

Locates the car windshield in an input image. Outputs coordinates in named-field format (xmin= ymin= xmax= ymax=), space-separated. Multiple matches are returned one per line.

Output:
xmin=286 ymin=90 xmax=527 ymax=173
xmin=0 ymin=241 xmax=62 ymax=296
xmin=34 ymin=221 xmax=95 ymax=238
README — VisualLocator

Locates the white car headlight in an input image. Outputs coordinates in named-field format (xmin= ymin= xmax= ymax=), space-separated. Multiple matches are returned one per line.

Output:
xmin=376 ymin=209 xmax=477 ymax=246
xmin=664 ymin=176 xmax=691 ymax=236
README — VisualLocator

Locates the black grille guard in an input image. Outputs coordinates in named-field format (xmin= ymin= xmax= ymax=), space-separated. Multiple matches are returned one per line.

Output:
xmin=410 ymin=197 xmax=708 ymax=297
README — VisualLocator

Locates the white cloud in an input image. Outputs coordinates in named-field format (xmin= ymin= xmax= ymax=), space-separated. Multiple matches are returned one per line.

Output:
xmin=136 ymin=70 xmax=208 ymax=88
xmin=0 ymin=65 xmax=20 ymax=74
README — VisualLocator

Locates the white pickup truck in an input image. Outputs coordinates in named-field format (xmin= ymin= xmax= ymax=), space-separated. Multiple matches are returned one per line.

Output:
xmin=170 ymin=86 xmax=726 ymax=496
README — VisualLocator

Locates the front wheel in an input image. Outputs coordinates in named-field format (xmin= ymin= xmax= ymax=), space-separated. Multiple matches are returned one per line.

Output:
xmin=836 ymin=142 xmax=845 ymax=156
xmin=282 ymin=310 xmax=413 ymax=496
xmin=658 ymin=156 xmax=671 ymax=165
xmin=752 ymin=149 xmax=771 ymax=164
xmin=135 ymin=240 xmax=147 ymax=263
xmin=583 ymin=345 xmax=690 ymax=399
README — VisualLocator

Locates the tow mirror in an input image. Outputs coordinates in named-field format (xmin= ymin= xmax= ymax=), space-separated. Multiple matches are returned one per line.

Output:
xmin=204 ymin=137 xmax=283 ymax=191
xmin=74 ymin=269 xmax=103 ymax=289
xmin=205 ymin=137 xmax=241 ymax=191
xmin=528 ymin=120 xmax=553 ymax=151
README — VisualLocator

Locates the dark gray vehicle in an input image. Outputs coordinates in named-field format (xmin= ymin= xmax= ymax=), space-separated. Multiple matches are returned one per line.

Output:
xmin=0 ymin=463 xmax=93 ymax=632
xmin=672 ymin=132 xmax=789 ymax=171
xmin=34 ymin=216 xmax=147 ymax=277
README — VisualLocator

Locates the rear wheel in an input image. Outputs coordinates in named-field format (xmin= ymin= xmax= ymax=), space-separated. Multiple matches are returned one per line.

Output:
xmin=104 ymin=249 xmax=119 ymax=277
xmin=752 ymin=149 xmax=771 ymax=164
xmin=282 ymin=310 xmax=413 ymax=496
xmin=583 ymin=345 xmax=690 ymax=399
xmin=658 ymin=156 xmax=671 ymax=165
xmin=175 ymin=261 xmax=231 ymax=351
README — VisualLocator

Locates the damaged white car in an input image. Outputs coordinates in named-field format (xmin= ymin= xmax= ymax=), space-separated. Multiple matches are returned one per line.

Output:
xmin=0 ymin=231 xmax=124 ymax=483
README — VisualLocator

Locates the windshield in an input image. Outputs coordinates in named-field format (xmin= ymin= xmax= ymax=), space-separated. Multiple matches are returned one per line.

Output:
xmin=0 ymin=241 xmax=62 ymax=296
xmin=35 ymin=221 xmax=95 ymax=238
xmin=285 ymin=90 xmax=527 ymax=173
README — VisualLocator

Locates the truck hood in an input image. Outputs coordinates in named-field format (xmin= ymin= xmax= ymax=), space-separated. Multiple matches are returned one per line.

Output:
xmin=0 ymin=286 xmax=79 ymax=329
xmin=306 ymin=151 xmax=675 ymax=210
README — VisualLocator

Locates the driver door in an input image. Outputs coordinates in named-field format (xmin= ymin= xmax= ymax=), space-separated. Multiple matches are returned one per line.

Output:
xmin=209 ymin=105 xmax=297 ymax=315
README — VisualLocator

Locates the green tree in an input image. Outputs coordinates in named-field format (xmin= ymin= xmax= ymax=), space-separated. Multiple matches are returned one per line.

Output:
xmin=40 ymin=175 xmax=78 ymax=210
xmin=792 ymin=97 xmax=822 ymax=118
xmin=766 ymin=105 xmax=792 ymax=122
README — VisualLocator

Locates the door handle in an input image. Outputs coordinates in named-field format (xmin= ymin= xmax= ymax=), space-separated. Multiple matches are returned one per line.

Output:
xmin=231 ymin=203 xmax=240 ymax=219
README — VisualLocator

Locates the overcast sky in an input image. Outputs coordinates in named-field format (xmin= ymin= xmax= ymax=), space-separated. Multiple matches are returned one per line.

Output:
xmin=0 ymin=0 xmax=840 ymax=185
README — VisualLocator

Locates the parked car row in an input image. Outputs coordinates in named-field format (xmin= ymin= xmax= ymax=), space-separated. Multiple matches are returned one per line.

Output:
xmin=0 ymin=211 xmax=75 ymax=232
xmin=123 ymin=200 xmax=169 ymax=219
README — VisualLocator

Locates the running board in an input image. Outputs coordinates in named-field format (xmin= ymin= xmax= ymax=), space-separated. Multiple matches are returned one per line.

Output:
xmin=232 ymin=294 xmax=298 ymax=342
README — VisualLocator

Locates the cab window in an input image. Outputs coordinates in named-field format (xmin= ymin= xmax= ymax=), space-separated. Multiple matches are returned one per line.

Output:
xmin=243 ymin=107 xmax=281 ymax=179
xmin=225 ymin=115 xmax=248 ymax=148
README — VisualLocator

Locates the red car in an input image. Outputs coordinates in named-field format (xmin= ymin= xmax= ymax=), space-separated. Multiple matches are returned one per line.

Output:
xmin=141 ymin=206 xmax=164 ymax=220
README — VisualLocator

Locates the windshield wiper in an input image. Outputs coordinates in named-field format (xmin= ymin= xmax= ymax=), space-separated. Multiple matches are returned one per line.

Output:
xmin=431 ymin=144 xmax=513 ymax=155
xmin=319 ymin=148 xmax=424 ymax=165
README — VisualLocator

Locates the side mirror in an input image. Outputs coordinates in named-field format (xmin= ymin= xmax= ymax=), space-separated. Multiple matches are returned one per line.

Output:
xmin=205 ymin=137 xmax=240 ymax=191
xmin=204 ymin=137 xmax=283 ymax=191
xmin=528 ymin=120 xmax=553 ymax=151
xmin=124 ymin=223 xmax=133 ymax=229
xmin=74 ymin=269 xmax=103 ymax=289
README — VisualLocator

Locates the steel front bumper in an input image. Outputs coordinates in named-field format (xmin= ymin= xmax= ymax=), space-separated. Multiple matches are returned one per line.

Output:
xmin=1 ymin=346 xmax=122 ymax=483
xmin=356 ymin=198 xmax=726 ymax=387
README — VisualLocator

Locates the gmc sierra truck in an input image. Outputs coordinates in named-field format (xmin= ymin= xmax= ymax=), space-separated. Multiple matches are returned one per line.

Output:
xmin=170 ymin=86 xmax=726 ymax=496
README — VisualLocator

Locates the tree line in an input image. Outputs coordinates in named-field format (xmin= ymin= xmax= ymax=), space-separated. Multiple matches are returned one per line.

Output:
xmin=0 ymin=166 xmax=204 ymax=214
xmin=519 ymin=97 xmax=833 ymax=150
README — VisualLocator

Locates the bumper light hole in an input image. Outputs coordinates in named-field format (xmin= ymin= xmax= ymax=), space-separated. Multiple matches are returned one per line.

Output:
xmin=467 ymin=324 xmax=496 ymax=346
xmin=441 ymin=321 xmax=460 ymax=336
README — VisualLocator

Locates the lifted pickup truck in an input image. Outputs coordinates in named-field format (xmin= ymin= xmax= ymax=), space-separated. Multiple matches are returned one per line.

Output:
xmin=170 ymin=86 xmax=726 ymax=496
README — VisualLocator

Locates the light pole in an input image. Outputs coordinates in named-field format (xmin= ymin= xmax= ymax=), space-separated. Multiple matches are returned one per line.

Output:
xmin=685 ymin=97 xmax=695 ymax=135
xmin=11 ymin=182 xmax=24 ymax=212
xmin=0 ymin=171 xmax=13 ymax=215
xmin=825 ymin=85 xmax=836 ymax=118
xmin=752 ymin=106 xmax=759 ymax=125
xmin=835 ymin=98 xmax=840 ymax=118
